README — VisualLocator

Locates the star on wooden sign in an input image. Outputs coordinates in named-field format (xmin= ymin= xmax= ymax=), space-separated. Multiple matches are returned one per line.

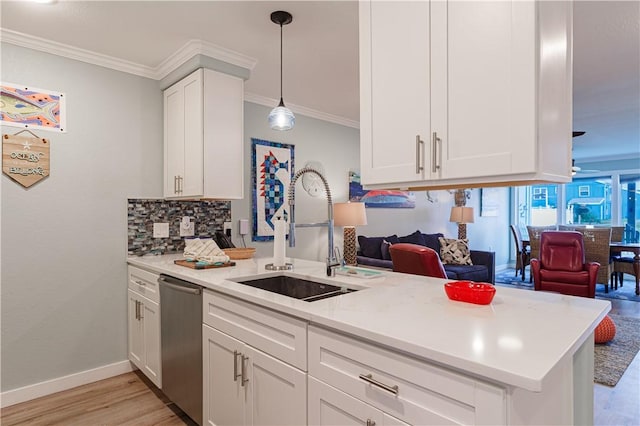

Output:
xmin=2 ymin=133 xmax=50 ymax=188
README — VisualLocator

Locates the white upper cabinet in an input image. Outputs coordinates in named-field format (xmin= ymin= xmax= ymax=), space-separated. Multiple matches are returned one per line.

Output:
xmin=360 ymin=0 xmax=573 ymax=189
xmin=164 ymin=68 xmax=244 ymax=199
xmin=360 ymin=1 xmax=432 ymax=185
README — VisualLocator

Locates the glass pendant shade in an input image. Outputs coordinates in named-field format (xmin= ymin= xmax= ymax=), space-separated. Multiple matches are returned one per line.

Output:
xmin=269 ymin=98 xmax=295 ymax=131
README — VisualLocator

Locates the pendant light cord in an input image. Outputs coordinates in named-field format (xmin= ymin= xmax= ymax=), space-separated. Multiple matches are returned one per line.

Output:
xmin=280 ymin=22 xmax=283 ymax=101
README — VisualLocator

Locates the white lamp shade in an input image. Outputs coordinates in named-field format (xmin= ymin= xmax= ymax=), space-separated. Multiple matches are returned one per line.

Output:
xmin=334 ymin=202 xmax=367 ymax=227
xmin=449 ymin=206 xmax=474 ymax=224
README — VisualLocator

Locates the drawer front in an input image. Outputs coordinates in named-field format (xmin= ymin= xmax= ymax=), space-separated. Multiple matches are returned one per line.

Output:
xmin=203 ymin=290 xmax=307 ymax=370
xmin=128 ymin=265 xmax=160 ymax=303
xmin=309 ymin=326 xmax=506 ymax=425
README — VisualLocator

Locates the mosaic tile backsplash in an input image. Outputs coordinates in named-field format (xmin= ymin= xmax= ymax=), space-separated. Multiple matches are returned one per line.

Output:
xmin=128 ymin=199 xmax=231 ymax=256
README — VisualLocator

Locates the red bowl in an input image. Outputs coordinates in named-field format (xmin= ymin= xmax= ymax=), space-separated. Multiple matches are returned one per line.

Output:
xmin=444 ymin=281 xmax=496 ymax=305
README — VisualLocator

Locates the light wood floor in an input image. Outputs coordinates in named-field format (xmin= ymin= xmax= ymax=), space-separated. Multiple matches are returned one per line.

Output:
xmin=1 ymin=370 xmax=193 ymax=426
xmin=2 ymin=301 xmax=639 ymax=425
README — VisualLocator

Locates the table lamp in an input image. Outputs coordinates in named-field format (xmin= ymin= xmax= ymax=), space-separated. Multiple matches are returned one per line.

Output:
xmin=449 ymin=206 xmax=474 ymax=240
xmin=334 ymin=202 xmax=367 ymax=265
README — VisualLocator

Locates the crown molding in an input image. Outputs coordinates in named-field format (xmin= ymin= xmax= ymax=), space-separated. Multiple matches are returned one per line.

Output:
xmin=0 ymin=28 xmax=157 ymax=78
xmin=1 ymin=29 xmax=357 ymax=129
xmin=244 ymin=92 xmax=360 ymax=129
xmin=575 ymin=153 xmax=640 ymax=164
xmin=154 ymin=39 xmax=257 ymax=80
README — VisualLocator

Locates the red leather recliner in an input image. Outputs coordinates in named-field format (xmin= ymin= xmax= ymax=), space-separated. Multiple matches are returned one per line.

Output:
xmin=389 ymin=243 xmax=448 ymax=279
xmin=530 ymin=231 xmax=599 ymax=298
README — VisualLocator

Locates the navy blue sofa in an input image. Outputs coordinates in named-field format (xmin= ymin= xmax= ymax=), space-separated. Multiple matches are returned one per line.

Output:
xmin=356 ymin=231 xmax=495 ymax=284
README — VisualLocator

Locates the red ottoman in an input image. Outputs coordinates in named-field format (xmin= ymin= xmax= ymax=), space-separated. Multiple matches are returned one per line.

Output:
xmin=594 ymin=315 xmax=616 ymax=344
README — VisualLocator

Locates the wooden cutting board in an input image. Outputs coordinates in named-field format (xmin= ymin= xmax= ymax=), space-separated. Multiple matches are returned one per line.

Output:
xmin=174 ymin=259 xmax=236 ymax=270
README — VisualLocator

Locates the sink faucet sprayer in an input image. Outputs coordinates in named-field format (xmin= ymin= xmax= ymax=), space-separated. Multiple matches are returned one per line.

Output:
xmin=288 ymin=167 xmax=340 ymax=277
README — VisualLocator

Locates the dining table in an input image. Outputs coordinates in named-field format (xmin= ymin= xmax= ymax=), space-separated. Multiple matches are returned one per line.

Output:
xmin=522 ymin=238 xmax=640 ymax=295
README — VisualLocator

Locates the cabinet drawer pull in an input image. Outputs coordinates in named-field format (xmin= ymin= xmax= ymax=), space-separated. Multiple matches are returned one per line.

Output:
xmin=233 ymin=350 xmax=241 ymax=382
xmin=241 ymin=355 xmax=249 ymax=386
xmin=134 ymin=279 xmax=145 ymax=286
xmin=358 ymin=373 xmax=399 ymax=395
xmin=431 ymin=132 xmax=441 ymax=173
xmin=415 ymin=135 xmax=424 ymax=174
xmin=366 ymin=420 xmax=376 ymax=426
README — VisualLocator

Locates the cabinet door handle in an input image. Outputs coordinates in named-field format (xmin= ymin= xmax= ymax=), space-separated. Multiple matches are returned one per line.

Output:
xmin=233 ymin=350 xmax=241 ymax=382
xmin=178 ymin=176 xmax=183 ymax=194
xmin=173 ymin=176 xmax=178 ymax=194
xmin=358 ymin=373 xmax=399 ymax=395
xmin=241 ymin=354 xmax=249 ymax=386
xmin=415 ymin=135 xmax=424 ymax=174
xmin=432 ymin=132 xmax=441 ymax=173
xmin=139 ymin=302 xmax=144 ymax=320
xmin=135 ymin=300 xmax=140 ymax=320
xmin=366 ymin=420 xmax=376 ymax=426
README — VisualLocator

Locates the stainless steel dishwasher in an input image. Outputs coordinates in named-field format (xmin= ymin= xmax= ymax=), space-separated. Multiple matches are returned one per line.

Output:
xmin=159 ymin=275 xmax=202 ymax=425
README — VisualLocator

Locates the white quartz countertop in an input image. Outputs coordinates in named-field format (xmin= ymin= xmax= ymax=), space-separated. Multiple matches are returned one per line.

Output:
xmin=128 ymin=254 xmax=610 ymax=392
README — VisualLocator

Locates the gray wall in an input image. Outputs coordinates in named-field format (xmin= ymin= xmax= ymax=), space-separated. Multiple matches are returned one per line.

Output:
xmin=1 ymin=43 xmax=163 ymax=392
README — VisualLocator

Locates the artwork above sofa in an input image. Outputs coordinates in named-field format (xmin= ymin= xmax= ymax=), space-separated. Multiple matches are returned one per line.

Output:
xmin=356 ymin=231 xmax=495 ymax=284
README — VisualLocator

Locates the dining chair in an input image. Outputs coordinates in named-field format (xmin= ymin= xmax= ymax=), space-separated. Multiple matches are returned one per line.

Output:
xmin=576 ymin=227 xmax=613 ymax=293
xmin=558 ymin=224 xmax=586 ymax=231
xmin=389 ymin=243 xmax=448 ymax=279
xmin=613 ymin=257 xmax=637 ymax=290
xmin=510 ymin=224 xmax=530 ymax=281
xmin=610 ymin=226 xmax=624 ymax=243
xmin=531 ymin=231 xmax=599 ymax=298
xmin=527 ymin=225 xmax=557 ymax=282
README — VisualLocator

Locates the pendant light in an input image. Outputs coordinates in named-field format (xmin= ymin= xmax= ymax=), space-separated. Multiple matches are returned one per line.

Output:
xmin=268 ymin=11 xmax=295 ymax=131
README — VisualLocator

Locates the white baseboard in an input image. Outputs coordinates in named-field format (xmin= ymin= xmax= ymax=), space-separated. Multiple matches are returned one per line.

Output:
xmin=1 ymin=360 xmax=134 ymax=408
xmin=495 ymin=263 xmax=511 ymax=272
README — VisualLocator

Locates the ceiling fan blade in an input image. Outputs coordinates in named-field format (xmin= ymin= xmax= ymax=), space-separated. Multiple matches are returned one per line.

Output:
xmin=572 ymin=131 xmax=586 ymax=137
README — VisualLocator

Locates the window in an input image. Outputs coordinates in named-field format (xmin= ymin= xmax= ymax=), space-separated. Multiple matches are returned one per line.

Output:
xmin=621 ymin=174 xmax=640 ymax=242
xmin=533 ymin=187 xmax=548 ymax=202
xmin=566 ymin=177 xmax=611 ymax=225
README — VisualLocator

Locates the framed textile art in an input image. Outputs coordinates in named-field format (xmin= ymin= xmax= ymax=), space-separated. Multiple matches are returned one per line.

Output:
xmin=251 ymin=138 xmax=295 ymax=241
xmin=1 ymin=83 xmax=66 ymax=132
xmin=348 ymin=171 xmax=415 ymax=208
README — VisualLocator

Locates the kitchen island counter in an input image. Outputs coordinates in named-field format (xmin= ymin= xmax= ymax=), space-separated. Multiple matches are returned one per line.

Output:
xmin=128 ymin=254 xmax=609 ymax=396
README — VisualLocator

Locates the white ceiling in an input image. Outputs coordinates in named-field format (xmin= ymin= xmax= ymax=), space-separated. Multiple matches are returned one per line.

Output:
xmin=1 ymin=1 xmax=638 ymax=163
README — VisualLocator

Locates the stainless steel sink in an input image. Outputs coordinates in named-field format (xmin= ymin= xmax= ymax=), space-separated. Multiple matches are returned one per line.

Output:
xmin=232 ymin=276 xmax=357 ymax=302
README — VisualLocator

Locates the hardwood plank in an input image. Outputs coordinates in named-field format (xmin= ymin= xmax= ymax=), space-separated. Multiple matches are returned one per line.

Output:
xmin=1 ymin=371 xmax=192 ymax=426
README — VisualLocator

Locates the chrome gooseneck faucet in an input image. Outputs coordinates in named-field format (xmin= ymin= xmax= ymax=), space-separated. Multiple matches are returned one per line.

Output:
xmin=288 ymin=167 xmax=339 ymax=276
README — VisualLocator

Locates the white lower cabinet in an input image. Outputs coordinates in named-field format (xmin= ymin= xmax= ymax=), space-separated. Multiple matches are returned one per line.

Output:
xmin=309 ymin=376 xmax=408 ymax=426
xmin=127 ymin=289 xmax=161 ymax=388
xmin=308 ymin=325 xmax=506 ymax=425
xmin=203 ymin=324 xmax=306 ymax=426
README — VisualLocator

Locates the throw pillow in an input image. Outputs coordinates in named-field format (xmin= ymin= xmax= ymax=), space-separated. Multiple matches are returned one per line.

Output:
xmin=422 ymin=233 xmax=444 ymax=253
xmin=398 ymin=230 xmax=426 ymax=246
xmin=438 ymin=237 xmax=473 ymax=265
xmin=358 ymin=235 xmax=398 ymax=259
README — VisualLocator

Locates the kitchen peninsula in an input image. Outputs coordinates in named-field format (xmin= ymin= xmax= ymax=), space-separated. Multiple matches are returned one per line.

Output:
xmin=128 ymin=254 xmax=609 ymax=425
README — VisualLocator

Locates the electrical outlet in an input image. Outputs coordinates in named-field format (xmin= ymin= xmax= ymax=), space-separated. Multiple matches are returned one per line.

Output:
xmin=180 ymin=216 xmax=195 ymax=237
xmin=239 ymin=219 xmax=249 ymax=235
xmin=223 ymin=221 xmax=232 ymax=237
xmin=153 ymin=222 xmax=169 ymax=238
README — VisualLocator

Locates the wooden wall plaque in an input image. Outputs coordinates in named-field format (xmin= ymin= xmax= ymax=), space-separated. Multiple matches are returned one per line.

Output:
xmin=2 ymin=134 xmax=50 ymax=188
